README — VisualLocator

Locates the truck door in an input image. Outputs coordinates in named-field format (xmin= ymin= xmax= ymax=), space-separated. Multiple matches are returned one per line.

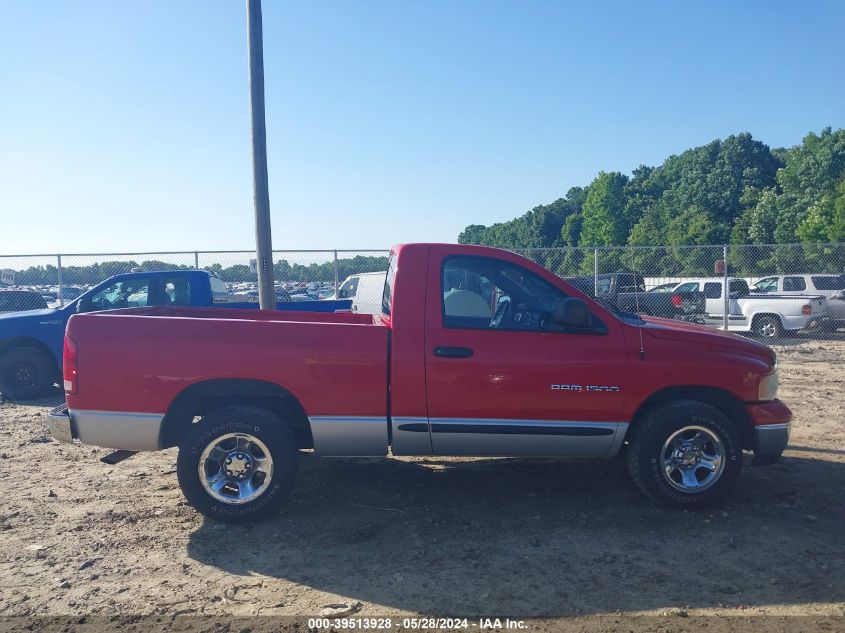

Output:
xmin=423 ymin=250 xmax=629 ymax=457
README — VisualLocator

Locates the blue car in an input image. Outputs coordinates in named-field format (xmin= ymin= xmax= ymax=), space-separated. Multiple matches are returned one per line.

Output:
xmin=0 ymin=269 xmax=349 ymax=400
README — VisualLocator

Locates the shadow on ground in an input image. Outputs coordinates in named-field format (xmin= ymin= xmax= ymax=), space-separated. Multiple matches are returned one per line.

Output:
xmin=187 ymin=453 xmax=845 ymax=616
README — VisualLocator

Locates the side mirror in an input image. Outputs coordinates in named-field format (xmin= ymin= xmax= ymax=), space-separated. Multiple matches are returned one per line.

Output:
xmin=553 ymin=298 xmax=591 ymax=328
xmin=76 ymin=297 xmax=92 ymax=313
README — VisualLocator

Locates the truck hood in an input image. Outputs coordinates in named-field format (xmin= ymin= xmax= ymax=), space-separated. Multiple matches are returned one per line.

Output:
xmin=640 ymin=315 xmax=773 ymax=362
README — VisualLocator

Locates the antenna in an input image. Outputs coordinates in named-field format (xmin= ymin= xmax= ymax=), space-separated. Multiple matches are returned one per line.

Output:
xmin=630 ymin=248 xmax=646 ymax=360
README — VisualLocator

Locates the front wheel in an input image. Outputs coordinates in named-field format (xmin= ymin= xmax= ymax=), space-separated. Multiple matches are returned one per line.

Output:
xmin=177 ymin=405 xmax=299 ymax=523
xmin=627 ymin=400 xmax=742 ymax=509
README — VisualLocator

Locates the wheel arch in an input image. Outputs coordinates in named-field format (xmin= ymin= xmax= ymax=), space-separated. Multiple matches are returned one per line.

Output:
xmin=160 ymin=379 xmax=313 ymax=449
xmin=627 ymin=385 xmax=754 ymax=450
xmin=750 ymin=312 xmax=783 ymax=327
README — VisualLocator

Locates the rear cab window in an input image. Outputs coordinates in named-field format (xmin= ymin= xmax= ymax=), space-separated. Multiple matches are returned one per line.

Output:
xmin=163 ymin=276 xmax=192 ymax=306
xmin=381 ymin=255 xmax=397 ymax=317
xmin=209 ymin=275 xmax=229 ymax=303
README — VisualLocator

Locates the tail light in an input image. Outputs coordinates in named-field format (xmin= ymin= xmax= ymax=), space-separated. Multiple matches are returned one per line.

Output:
xmin=63 ymin=336 xmax=78 ymax=395
xmin=670 ymin=294 xmax=683 ymax=308
xmin=802 ymin=304 xmax=812 ymax=315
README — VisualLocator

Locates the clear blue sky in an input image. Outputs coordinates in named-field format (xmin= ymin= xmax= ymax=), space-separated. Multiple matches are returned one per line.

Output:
xmin=1 ymin=1 xmax=844 ymax=254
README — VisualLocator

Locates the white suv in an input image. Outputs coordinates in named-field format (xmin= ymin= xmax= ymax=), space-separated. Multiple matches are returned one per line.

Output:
xmin=751 ymin=274 xmax=845 ymax=298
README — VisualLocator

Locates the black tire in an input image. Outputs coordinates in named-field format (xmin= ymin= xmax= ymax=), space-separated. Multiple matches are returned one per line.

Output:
xmin=627 ymin=400 xmax=742 ymax=509
xmin=752 ymin=314 xmax=784 ymax=340
xmin=0 ymin=346 xmax=56 ymax=400
xmin=176 ymin=405 xmax=299 ymax=523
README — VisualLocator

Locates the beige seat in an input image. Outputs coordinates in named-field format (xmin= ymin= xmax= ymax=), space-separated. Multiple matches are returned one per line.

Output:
xmin=444 ymin=289 xmax=492 ymax=318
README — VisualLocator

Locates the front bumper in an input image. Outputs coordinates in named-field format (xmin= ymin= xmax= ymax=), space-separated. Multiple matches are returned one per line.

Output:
xmin=47 ymin=403 xmax=75 ymax=443
xmin=746 ymin=399 xmax=792 ymax=466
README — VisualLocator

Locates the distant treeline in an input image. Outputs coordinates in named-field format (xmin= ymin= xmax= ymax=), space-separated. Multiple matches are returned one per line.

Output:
xmin=5 ymin=255 xmax=390 ymax=286
xmin=459 ymin=128 xmax=845 ymax=275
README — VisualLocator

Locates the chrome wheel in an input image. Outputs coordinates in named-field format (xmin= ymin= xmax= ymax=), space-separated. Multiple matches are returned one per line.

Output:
xmin=759 ymin=320 xmax=777 ymax=338
xmin=198 ymin=433 xmax=274 ymax=505
xmin=660 ymin=425 xmax=725 ymax=493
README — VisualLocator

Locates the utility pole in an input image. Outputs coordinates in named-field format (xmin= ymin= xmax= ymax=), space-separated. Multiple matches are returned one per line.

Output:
xmin=246 ymin=0 xmax=275 ymax=309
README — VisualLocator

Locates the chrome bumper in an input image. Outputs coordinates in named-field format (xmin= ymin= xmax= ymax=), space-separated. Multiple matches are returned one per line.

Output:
xmin=46 ymin=405 xmax=163 ymax=450
xmin=47 ymin=404 xmax=75 ymax=443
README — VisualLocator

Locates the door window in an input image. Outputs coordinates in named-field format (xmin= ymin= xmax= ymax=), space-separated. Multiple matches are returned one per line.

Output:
xmin=85 ymin=279 xmax=151 ymax=311
xmin=382 ymin=256 xmax=396 ymax=317
xmin=163 ymin=277 xmax=192 ymax=306
xmin=441 ymin=256 xmax=603 ymax=332
xmin=783 ymin=276 xmax=807 ymax=292
xmin=753 ymin=277 xmax=778 ymax=293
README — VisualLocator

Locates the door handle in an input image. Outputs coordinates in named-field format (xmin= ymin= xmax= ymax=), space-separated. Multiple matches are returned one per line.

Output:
xmin=433 ymin=346 xmax=474 ymax=358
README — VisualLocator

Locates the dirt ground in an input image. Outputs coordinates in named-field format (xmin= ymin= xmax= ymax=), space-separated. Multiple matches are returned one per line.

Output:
xmin=0 ymin=337 xmax=843 ymax=629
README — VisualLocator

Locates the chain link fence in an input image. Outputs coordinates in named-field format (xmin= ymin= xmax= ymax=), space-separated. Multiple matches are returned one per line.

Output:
xmin=516 ymin=243 xmax=845 ymax=345
xmin=0 ymin=250 xmax=389 ymax=311
xmin=2 ymin=243 xmax=844 ymax=346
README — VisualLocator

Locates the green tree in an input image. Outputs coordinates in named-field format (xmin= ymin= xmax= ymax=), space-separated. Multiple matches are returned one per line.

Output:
xmin=578 ymin=172 xmax=629 ymax=246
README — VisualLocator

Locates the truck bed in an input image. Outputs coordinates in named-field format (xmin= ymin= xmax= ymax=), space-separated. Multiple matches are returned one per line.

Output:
xmin=108 ymin=305 xmax=377 ymax=325
xmin=65 ymin=306 xmax=389 ymax=429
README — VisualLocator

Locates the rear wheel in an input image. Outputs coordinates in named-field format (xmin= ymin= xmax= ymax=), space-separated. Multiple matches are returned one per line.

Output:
xmin=0 ymin=346 xmax=55 ymax=400
xmin=752 ymin=314 xmax=784 ymax=340
xmin=627 ymin=400 xmax=742 ymax=509
xmin=177 ymin=405 xmax=299 ymax=523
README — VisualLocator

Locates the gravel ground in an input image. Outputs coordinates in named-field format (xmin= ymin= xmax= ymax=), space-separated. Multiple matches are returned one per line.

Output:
xmin=0 ymin=337 xmax=843 ymax=629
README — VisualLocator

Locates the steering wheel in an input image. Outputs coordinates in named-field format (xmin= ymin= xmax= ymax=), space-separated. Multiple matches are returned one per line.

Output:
xmin=490 ymin=297 xmax=511 ymax=328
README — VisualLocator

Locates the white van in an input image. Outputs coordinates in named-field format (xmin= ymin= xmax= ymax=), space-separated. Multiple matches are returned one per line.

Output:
xmin=333 ymin=271 xmax=387 ymax=315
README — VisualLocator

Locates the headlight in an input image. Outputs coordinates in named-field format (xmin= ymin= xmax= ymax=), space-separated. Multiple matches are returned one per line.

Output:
xmin=758 ymin=371 xmax=779 ymax=402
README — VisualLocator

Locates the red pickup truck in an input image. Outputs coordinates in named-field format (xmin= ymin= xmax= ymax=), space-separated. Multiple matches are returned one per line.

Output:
xmin=48 ymin=243 xmax=791 ymax=522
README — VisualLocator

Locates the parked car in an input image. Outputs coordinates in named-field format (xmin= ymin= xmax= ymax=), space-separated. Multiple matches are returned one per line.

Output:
xmin=750 ymin=274 xmax=845 ymax=298
xmin=673 ymin=277 xmax=829 ymax=339
xmin=329 ymin=271 xmax=388 ymax=315
xmin=48 ymin=243 xmax=790 ymax=522
xmin=0 ymin=270 xmax=351 ymax=400
xmin=565 ymin=273 xmax=706 ymax=321
xmin=824 ymin=289 xmax=845 ymax=330
xmin=0 ymin=290 xmax=48 ymax=314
